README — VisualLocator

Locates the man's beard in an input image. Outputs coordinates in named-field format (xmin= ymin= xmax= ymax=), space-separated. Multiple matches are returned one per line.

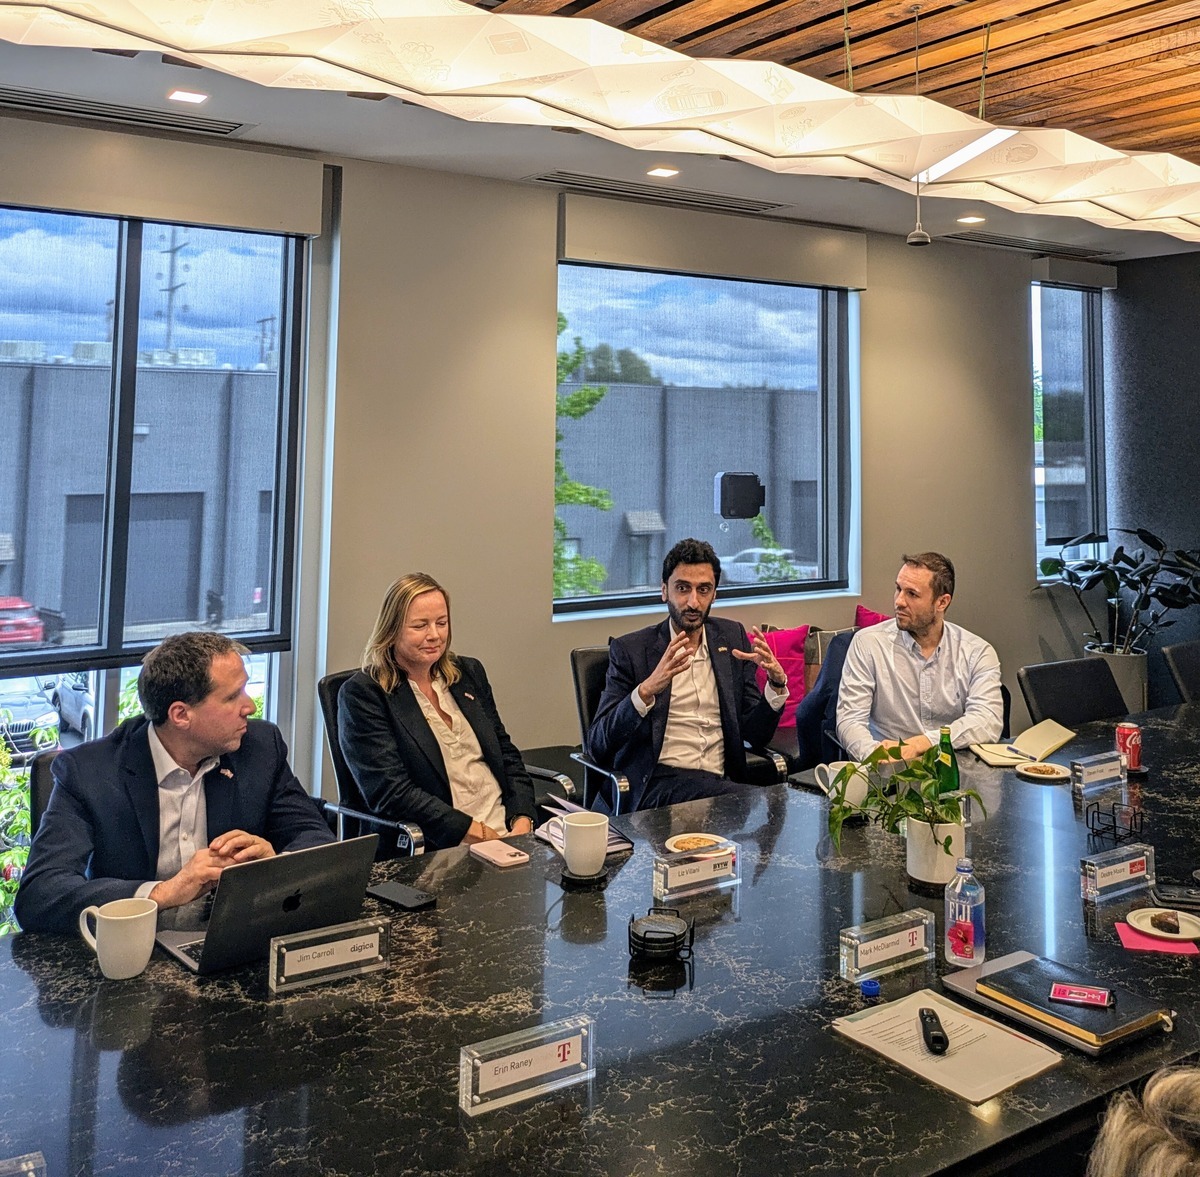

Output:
xmin=668 ymin=599 xmax=710 ymax=634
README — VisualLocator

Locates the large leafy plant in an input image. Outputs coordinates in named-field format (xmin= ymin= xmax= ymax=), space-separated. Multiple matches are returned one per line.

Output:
xmin=1039 ymin=529 xmax=1200 ymax=654
xmin=827 ymin=743 xmax=985 ymax=855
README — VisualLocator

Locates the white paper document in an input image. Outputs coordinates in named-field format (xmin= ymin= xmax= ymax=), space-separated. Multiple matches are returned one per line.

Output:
xmin=832 ymin=989 xmax=1061 ymax=1103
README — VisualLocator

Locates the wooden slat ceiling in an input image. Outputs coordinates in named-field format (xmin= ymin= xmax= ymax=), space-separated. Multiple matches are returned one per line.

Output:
xmin=475 ymin=0 xmax=1200 ymax=164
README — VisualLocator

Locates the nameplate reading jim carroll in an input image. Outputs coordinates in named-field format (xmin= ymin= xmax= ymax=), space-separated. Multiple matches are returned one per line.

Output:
xmin=269 ymin=918 xmax=390 ymax=995
xmin=477 ymin=1034 xmax=584 ymax=1095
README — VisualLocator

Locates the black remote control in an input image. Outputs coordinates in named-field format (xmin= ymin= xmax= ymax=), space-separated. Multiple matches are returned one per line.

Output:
xmin=919 ymin=1007 xmax=949 ymax=1055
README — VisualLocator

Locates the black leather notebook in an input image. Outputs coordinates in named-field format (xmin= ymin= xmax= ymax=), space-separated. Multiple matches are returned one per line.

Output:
xmin=974 ymin=955 xmax=1172 ymax=1051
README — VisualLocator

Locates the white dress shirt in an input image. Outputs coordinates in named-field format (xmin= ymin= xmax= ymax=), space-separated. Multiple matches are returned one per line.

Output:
xmin=134 ymin=725 xmax=218 ymax=915
xmin=631 ymin=623 xmax=787 ymax=774
xmin=409 ymin=678 xmax=508 ymax=833
xmin=836 ymin=619 xmax=1003 ymax=762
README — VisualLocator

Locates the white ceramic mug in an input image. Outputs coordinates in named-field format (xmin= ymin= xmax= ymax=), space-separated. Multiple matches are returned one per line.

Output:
xmin=78 ymin=897 xmax=158 ymax=980
xmin=814 ymin=761 xmax=869 ymax=807
xmin=546 ymin=812 xmax=609 ymax=877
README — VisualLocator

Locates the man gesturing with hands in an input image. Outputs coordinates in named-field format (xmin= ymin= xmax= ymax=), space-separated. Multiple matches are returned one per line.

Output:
xmin=587 ymin=538 xmax=788 ymax=811
xmin=16 ymin=631 xmax=333 ymax=934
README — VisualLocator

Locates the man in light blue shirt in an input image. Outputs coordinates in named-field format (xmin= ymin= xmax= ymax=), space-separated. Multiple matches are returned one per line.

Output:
xmin=836 ymin=552 xmax=1003 ymax=762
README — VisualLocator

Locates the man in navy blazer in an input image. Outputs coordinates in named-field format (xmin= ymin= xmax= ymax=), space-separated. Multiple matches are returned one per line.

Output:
xmin=587 ymin=538 xmax=789 ymax=810
xmin=15 ymin=632 xmax=333 ymax=934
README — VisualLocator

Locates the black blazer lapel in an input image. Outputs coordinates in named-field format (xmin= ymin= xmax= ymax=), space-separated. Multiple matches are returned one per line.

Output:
xmin=119 ymin=722 xmax=162 ymax=870
xmin=707 ymin=621 xmax=744 ymax=767
xmin=204 ymin=759 xmax=236 ymax=837
xmin=388 ymin=682 xmax=450 ymax=786
xmin=450 ymin=677 xmax=506 ymax=784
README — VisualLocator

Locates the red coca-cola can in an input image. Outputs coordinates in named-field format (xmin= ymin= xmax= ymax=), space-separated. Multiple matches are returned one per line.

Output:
xmin=1116 ymin=722 xmax=1142 ymax=771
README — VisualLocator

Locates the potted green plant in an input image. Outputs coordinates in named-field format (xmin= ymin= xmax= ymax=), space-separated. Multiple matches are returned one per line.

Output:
xmin=827 ymin=744 xmax=985 ymax=886
xmin=1038 ymin=529 xmax=1200 ymax=710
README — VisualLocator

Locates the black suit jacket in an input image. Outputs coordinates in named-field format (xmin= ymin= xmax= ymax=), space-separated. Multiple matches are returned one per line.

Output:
xmin=14 ymin=717 xmax=333 ymax=934
xmin=337 ymin=657 xmax=536 ymax=851
xmin=586 ymin=617 xmax=782 ymax=809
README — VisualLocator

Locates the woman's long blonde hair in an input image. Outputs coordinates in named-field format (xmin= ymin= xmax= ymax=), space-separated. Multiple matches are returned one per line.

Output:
xmin=361 ymin=573 xmax=460 ymax=692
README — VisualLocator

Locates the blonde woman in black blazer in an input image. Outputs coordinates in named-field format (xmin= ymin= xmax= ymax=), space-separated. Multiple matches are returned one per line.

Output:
xmin=338 ymin=573 xmax=536 ymax=851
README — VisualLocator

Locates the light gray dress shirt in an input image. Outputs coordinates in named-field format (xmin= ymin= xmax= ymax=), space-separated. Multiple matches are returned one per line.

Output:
xmin=835 ymin=619 xmax=1003 ymax=762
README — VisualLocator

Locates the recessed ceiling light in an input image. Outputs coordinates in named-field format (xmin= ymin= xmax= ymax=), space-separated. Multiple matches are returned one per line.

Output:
xmin=168 ymin=88 xmax=208 ymax=104
xmin=956 ymin=214 xmax=987 ymax=224
xmin=646 ymin=167 xmax=679 ymax=178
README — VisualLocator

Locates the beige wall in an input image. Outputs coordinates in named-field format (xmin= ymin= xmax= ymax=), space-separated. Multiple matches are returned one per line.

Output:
xmin=323 ymin=160 xmax=1089 ymax=780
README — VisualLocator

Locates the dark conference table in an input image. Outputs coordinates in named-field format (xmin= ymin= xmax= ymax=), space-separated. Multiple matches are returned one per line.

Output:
xmin=2 ymin=706 xmax=1200 ymax=1177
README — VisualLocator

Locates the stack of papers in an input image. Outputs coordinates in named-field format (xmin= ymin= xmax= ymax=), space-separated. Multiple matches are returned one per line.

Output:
xmin=971 ymin=719 xmax=1074 ymax=767
xmin=832 ymin=989 xmax=1061 ymax=1103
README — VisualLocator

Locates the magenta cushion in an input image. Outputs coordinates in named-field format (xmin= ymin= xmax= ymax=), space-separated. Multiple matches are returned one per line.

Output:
xmin=855 ymin=605 xmax=890 ymax=629
xmin=755 ymin=624 xmax=809 ymax=729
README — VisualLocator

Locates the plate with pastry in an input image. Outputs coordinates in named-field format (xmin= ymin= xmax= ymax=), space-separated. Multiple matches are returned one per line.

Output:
xmin=664 ymin=833 xmax=726 ymax=855
xmin=1014 ymin=761 xmax=1071 ymax=783
xmin=1127 ymin=907 xmax=1200 ymax=941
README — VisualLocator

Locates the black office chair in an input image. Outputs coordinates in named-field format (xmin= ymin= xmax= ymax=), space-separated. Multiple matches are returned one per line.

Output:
xmin=568 ymin=645 xmax=788 ymax=815
xmin=569 ymin=646 xmax=632 ymax=813
xmin=1163 ymin=639 xmax=1200 ymax=703
xmin=999 ymin=682 xmax=1013 ymax=740
xmin=1017 ymin=657 xmax=1128 ymax=727
xmin=318 ymin=670 xmax=573 ymax=858
xmin=28 ymin=748 xmax=57 ymax=839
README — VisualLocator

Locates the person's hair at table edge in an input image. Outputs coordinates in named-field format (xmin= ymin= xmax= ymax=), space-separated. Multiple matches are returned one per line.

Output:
xmin=1089 ymin=1066 xmax=1200 ymax=1177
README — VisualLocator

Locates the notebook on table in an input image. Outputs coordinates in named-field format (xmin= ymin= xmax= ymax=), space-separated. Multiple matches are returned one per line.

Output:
xmin=942 ymin=950 xmax=1174 ymax=1056
xmin=156 ymin=834 xmax=378 ymax=975
xmin=971 ymin=719 xmax=1075 ymax=767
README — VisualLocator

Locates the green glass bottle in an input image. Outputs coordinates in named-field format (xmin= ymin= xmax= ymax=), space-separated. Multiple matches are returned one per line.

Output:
xmin=937 ymin=726 xmax=959 ymax=793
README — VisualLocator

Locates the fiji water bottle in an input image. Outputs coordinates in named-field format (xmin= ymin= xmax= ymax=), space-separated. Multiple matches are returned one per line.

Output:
xmin=945 ymin=857 xmax=985 ymax=967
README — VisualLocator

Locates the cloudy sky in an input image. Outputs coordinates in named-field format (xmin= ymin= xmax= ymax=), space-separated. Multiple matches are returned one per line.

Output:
xmin=0 ymin=207 xmax=286 ymax=368
xmin=558 ymin=262 xmax=821 ymax=390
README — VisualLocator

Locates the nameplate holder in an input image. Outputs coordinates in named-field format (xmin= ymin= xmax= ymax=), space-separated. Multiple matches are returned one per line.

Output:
xmin=1071 ymin=751 xmax=1125 ymax=793
xmin=653 ymin=839 xmax=741 ymax=902
xmin=268 ymin=917 xmax=389 ymax=995
xmin=458 ymin=1015 xmax=595 ymax=1116
xmin=839 ymin=909 xmax=935 ymax=981
xmin=1081 ymin=843 xmax=1155 ymax=902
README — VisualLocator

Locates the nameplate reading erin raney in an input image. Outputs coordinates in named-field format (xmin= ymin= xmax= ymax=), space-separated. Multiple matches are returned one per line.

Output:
xmin=653 ymin=840 xmax=741 ymax=902
xmin=458 ymin=1016 xmax=595 ymax=1116
xmin=268 ymin=917 xmax=390 ymax=995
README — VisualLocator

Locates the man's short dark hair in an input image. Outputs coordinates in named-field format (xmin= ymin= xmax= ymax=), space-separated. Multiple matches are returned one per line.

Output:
xmin=902 ymin=552 xmax=955 ymax=600
xmin=138 ymin=632 xmax=250 ymax=726
xmin=662 ymin=538 xmax=721 ymax=587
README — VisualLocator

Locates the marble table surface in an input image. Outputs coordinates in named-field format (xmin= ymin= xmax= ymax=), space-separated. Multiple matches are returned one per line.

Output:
xmin=2 ymin=705 xmax=1199 ymax=1177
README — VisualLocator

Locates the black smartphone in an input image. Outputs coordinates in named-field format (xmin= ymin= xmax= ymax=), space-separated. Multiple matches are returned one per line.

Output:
xmin=367 ymin=881 xmax=437 ymax=911
xmin=1150 ymin=883 xmax=1200 ymax=911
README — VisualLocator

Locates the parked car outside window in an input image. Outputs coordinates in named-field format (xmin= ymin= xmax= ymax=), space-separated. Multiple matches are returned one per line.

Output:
xmin=51 ymin=672 xmax=94 ymax=742
xmin=0 ymin=677 xmax=60 ymax=763
xmin=0 ymin=599 xmax=43 ymax=648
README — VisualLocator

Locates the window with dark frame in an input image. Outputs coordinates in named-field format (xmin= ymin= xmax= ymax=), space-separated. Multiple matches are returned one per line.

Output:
xmin=554 ymin=262 xmax=851 ymax=613
xmin=0 ymin=206 xmax=304 ymax=681
xmin=1032 ymin=282 xmax=1106 ymax=567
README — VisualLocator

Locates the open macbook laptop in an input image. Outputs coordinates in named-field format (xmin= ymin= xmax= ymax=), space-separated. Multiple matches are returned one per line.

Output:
xmin=156 ymin=834 xmax=379 ymax=975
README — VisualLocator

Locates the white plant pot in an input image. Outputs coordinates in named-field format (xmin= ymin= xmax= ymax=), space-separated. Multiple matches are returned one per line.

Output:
xmin=906 ymin=820 xmax=964 ymax=887
xmin=1085 ymin=644 xmax=1148 ymax=714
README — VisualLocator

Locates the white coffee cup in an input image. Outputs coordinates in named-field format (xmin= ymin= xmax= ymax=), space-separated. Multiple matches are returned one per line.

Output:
xmin=813 ymin=760 xmax=869 ymax=807
xmin=78 ymin=897 xmax=158 ymax=980
xmin=546 ymin=812 xmax=609 ymax=877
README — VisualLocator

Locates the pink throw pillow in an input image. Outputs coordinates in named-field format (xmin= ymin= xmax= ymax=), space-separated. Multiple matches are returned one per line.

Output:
xmin=755 ymin=625 xmax=809 ymax=729
xmin=855 ymin=605 xmax=890 ymax=629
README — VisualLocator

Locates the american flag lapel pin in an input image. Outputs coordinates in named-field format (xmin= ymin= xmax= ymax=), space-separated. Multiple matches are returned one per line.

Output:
xmin=464 ymin=692 xmax=475 ymax=701
xmin=220 ymin=768 xmax=234 ymax=779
